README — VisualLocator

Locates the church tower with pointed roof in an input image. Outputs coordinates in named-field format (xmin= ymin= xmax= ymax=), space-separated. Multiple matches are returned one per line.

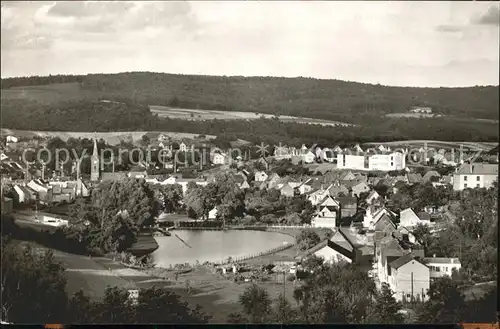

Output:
xmin=90 ymin=137 xmax=100 ymax=182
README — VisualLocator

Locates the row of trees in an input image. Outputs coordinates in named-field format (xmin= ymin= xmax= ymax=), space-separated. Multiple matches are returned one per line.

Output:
xmin=0 ymin=236 xmax=209 ymax=323
xmin=183 ymin=172 xmax=315 ymax=225
xmin=412 ymin=182 xmax=498 ymax=281
xmin=68 ymin=178 xmax=159 ymax=253
xmin=3 ymin=72 xmax=498 ymax=120
xmin=388 ymin=181 xmax=457 ymax=212
xmin=2 ymin=97 xmax=498 ymax=147
xmin=228 ymin=257 xmax=497 ymax=324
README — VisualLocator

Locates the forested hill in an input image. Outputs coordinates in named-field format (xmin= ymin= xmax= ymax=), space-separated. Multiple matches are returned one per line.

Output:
xmin=1 ymin=72 xmax=498 ymax=121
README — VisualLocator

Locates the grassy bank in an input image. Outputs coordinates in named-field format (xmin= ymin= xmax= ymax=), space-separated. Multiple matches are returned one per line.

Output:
xmin=127 ymin=233 xmax=159 ymax=256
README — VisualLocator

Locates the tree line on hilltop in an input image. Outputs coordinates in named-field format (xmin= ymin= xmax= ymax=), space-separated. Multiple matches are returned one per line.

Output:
xmin=2 ymin=72 xmax=498 ymax=120
xmin=1 ymin=98 xmax=498 ymax=145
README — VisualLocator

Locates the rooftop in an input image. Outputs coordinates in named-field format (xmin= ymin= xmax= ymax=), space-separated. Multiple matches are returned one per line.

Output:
xmin=423 ymin=257 xmax=461 ymax=265
xmin=390 ymin=254 xmax=423 ymax=269
xmin=456 ymin=163 xmax=498 ymax=175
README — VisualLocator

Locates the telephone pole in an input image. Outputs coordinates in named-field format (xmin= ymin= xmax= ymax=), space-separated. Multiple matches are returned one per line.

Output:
xmin=283 ymin=270 xmax=286 ymax=296
xmin=411 ymin=272 xmax=414 ymax=302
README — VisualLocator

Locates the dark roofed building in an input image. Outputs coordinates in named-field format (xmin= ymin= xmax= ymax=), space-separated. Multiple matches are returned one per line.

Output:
xmin=336 ymin=196 xmax=357 ymax=218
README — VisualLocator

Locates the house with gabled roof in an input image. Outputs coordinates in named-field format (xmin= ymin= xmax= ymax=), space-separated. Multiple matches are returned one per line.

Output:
xmin=422 ymin=170 xmax=441 ymax=183
xmin=295 ymin=178 xmax=313 ymax=195
xmin=363 ymin=205 xmax=397 ymax=229
xmin=406 ymin=173 xmax=423 ymax=185
xmin=307 ymin=185 xmax=332 ymax=206
xmin=254 ymin=171 xmax=268 ymax=182
xmin=336 ymin=196 xmax=357 ymax=218
xmin=340 ymin=171 xmax=356 ymax=181
xmin=280 ymin=182 xmax=296 ymax=197
xmin=333 ymin=145 xmax=343 ymax=153
xmin=13 ymin=185 xmax=28 ymax=203
xmin=318 ymin=195 xmax=341 ymax=211
xmin=311 ymin=206 xmax=337 ymax=228
xmin=298 ymin=238 xmax=352 ymax=265
xmin=399 ymin=208 xmax=431 ymax=229
xmin=388 ymin=254 xmax=430 ymax=302
xmin=266 ymin=173 xmax=281 ymax=189
xmin=365 ymin=190 xmax=380 ymax=205
xmin=367 ymin=176 xmax=381 ymax=187
xmin=350 ymin=181 xmax=370 ymax=197
xmin=328 ymin=181 xmax=349 ymax=197
xmin=372 ymin=213 xmax=397 ymax=232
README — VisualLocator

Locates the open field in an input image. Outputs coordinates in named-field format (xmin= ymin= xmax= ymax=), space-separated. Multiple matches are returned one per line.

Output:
xmin=364 ymin=140 xmax=498 ymax=152
xmin=0 ymin=82 xmax=91 ymax=104
xmin=1 ymin=128 xmax=215 ymax=145
xmin=150 ymin=105 xmax=355 ymax=127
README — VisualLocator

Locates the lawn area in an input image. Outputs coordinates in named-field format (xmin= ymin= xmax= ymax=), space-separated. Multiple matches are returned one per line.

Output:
xmin=127 ymin=233 xmax=159 ymax=256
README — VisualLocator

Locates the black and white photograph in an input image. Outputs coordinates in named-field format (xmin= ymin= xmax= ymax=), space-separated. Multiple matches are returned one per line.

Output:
xmin=1 ymin=1 xmax=498 ymax=326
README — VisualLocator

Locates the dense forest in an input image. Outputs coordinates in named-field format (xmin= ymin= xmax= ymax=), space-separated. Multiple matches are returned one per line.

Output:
xmin=1 ymin=98 xmax=498 ymax=145
xmin=2 ymin=72 xmax=498 ymax=122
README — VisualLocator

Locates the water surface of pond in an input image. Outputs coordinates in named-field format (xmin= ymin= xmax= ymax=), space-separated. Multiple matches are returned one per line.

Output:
xmin=152 ymin=229 xmax=295 ymax=267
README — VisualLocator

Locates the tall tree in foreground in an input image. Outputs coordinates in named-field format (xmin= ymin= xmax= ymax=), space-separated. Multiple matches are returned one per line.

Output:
xmin=274 ymin=293 xmax=298 ymax=324
xmin=294 ymin=263 xmax=376 ymax=323
xmin=1 ymin=238 xmax=68 ymax=323
xmin=364 ymin=283 xmax=404 ymax=324
xmin=416 ymin=277 xmax=466 ymax=324
xmin=239 ymin=284 xmax=272 ymax=323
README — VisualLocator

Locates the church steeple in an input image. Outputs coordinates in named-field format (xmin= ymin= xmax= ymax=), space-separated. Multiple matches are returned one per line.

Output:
xmin=90 ymin=135 xmax=100 ymax=182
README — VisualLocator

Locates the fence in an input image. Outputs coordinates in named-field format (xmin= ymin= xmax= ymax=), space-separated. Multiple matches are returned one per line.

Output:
xmin=213 ymin=241 xmax=297 ymax=266
xmin=174 ymin=224 xmax=311 ymax=231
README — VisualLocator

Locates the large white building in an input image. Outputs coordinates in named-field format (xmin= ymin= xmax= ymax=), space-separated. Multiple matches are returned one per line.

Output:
xmin=452 ymin=163 xmax=498 ymax=191
xmin=423 ymin=257 xmax=461 ymax=279
xmin=369 ymin=152 xmax=406 ymax=171
xmin=337 ymin=152 xmax=406 ymax=171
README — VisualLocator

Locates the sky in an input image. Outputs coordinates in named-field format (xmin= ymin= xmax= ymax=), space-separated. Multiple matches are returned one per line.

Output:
xmin=1 ymin=1 xmax=499 ymax=87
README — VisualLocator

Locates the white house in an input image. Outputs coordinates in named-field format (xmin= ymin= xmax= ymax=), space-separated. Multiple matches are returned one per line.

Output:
xmin=6 ymin=136 xmax=18 ymax=143
xmin=27 ymin=180 xmax=48 ymax=193
xmin=179 ymin=142 xmax=188 ymax=152
xmin=208 ymin=207 xmax=218 ymax=220
xmin=307 ymin=186 xmax=332 ymax=206
xmin=311 ymin=206 xmax=337 ymax=228
xmin=303 ymin=239 xmax=352 ymax=265
xmin=388 ymin=255 xmax=430 ymax=302
xmin=452 ymin=163 xmax=498 ymax=191
xmin=296 ymin=179 xmax=313 ymax=195
xmin=321 ymin=148 xmax=335 ymax=162
xmin=318 ymin=195 xmax=341 ymax=210
xmin=302 ymin=151 xmax=316 ymax=164
xmin=423 ymin=257 xmax=461 ymax=279
xmin=211 ymin=153 xmax=227 ymax=165
xmin=254 ymin=171 xmax=269 ymax=182
xmin=399 ymin=208 xmax=431 ymax=229
xmin=363 ymin=206 xmax=397 ymax=229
